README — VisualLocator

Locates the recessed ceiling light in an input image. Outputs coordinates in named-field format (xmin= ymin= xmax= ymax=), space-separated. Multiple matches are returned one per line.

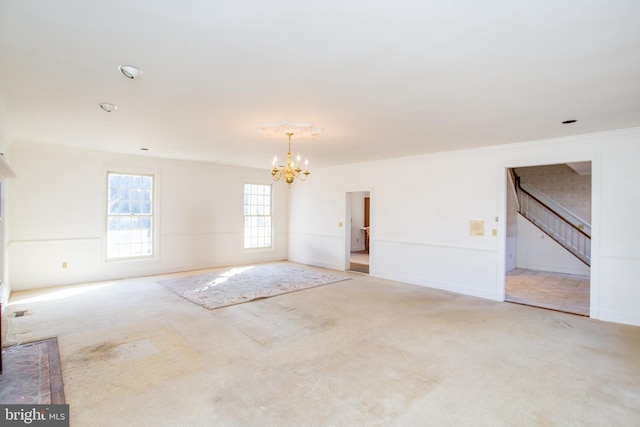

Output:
xmin=118 ymin=65 xmax=143 ymax=79
xmin=99 ymin=103 xmax=117 ymax=112
xmin=140 ymin=147 xmax=149 ymax=151
xmin=562 ymin=119 xmax=577 ymax=124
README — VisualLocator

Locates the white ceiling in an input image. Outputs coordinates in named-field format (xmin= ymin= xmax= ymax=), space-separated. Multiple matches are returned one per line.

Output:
xmin=1 ymin=1 xmax=639 ymax=169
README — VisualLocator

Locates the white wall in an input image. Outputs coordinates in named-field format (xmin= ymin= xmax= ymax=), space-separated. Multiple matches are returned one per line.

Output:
xmin=7 ymin=142 xmax=288 ymax=290
xmin=505 ymin=236 xmax=517 ymax=272
xmin=6 ymin=129 xmax=640 ymax=326
xmin=505 ymin=171 xmax=518 ymax=272
xmin=1 ymin=169 xmax=15 ymax=310
xmin=516 ymin=214 xmax=590 ymax=275
xmin=288 ymin=128 xmax=640 ymax=326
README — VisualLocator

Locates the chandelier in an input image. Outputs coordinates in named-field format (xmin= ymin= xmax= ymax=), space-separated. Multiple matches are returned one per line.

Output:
xmin=271 ymin=132 xmax=309 ymax=186
xmin=261 ymin=120 xmax=321 ymax=187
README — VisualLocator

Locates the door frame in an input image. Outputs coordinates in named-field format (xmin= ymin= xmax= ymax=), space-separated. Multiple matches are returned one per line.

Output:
xmin=500 ymin=159 xmax=598 ymax=318
xmin=344 ymin=189 xmax=372 ymax=271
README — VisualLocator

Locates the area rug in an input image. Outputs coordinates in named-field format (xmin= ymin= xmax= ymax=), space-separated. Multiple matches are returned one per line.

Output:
xmin=0 ymin=337 xmax=65 ymax=404
xmin=158 ymin=264 xmax=351 ymax=310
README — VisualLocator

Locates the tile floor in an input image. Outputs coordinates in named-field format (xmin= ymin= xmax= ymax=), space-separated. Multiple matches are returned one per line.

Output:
xmin=505 ymin=268 xmax=590 ymax=316
xmin=349 ymin=250 xmax=369 ymax=274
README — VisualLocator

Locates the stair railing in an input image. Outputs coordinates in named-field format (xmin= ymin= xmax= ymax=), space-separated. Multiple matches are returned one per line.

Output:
xmin=510 ymin=169 xmax=590 ymax=266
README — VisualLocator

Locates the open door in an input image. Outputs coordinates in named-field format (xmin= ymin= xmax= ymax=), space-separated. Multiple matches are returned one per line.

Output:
xmin=346 ymin=191 xmax=370 ymax=274
xmin=504 ymin=163 xmax=591 ymax=316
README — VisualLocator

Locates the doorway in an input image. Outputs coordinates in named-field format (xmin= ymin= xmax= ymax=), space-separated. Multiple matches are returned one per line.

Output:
xmin=504 ymin=162 xmax=592 ymax=316
xmin=345 ymin=191 xmax=370 ymax=274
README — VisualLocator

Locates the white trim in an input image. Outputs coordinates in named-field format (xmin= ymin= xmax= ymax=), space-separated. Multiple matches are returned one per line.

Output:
xmin=101 ymin=166 xmax=162 ymax=265
xmin=373 ymin=237 xmax=497 ymax=253
xmin=372 ymin=268 xmax=497 ymax=300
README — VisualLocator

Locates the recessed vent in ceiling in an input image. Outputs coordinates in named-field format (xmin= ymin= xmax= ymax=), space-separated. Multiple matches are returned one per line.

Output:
xmin=99 ymin=103 xmax=117 ymax=112
xmin=118 ymin=65 xmax=143 ymax=79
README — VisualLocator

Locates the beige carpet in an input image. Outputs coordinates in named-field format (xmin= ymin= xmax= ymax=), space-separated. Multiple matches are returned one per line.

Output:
xmin=3 ymin=263 xmax=640 ymax=425
xmin=157 ymin=263 xmax=351 ymax=310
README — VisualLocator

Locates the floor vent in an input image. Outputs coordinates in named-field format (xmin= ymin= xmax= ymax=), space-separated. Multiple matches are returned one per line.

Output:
xmin=14 ymin=310 xmax=27 ymax=317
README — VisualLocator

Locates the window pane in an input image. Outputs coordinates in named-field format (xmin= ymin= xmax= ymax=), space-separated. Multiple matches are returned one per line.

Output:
xmin=108 ymin=230 xmax=119 ymax=244
xmin=120 ymin=216 xmax=131 ymax=229
xmin=108 ymin=217 xmax=119 ymax=230
xmin=243 ymin=183 xmax=272 ymax=249
xmin=140 ymin=176 xmax=149 ymax=188
xmin=119 ymin=188 xmax=130 ymax=201
xmin=107 ymin=172 xmax=154 ymax=260
xmin=120 ymin=229 xmax=131 ymax=243
xmin=109 ymin=174 xmax=120 ymax=187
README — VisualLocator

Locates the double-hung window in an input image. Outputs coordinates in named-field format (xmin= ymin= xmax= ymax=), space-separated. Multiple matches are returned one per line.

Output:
xmin=243 ymin=183 xmax=272 ymax=249
xmin=107 ymin=172 xmax=154 ymax=260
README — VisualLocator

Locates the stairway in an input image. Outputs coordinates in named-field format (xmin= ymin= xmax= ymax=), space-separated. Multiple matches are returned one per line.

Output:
xmin=510 ymin=169 xmax=591 ymax=266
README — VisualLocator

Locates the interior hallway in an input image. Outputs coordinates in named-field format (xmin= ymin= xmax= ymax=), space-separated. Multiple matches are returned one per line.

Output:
xmin=2 ymin=263 xmax=639 ymax=425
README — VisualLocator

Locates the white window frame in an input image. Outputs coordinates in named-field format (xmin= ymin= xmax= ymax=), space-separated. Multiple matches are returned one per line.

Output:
xmin=243 ymin=183 xmax=273 ymax=250
xmin=106 ymin=171 xmax=156 ymax=261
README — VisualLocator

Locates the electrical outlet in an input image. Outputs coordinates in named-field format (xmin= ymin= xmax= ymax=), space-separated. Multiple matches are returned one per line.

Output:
xmin=62 ymin=262 xmax=68 ymax=269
